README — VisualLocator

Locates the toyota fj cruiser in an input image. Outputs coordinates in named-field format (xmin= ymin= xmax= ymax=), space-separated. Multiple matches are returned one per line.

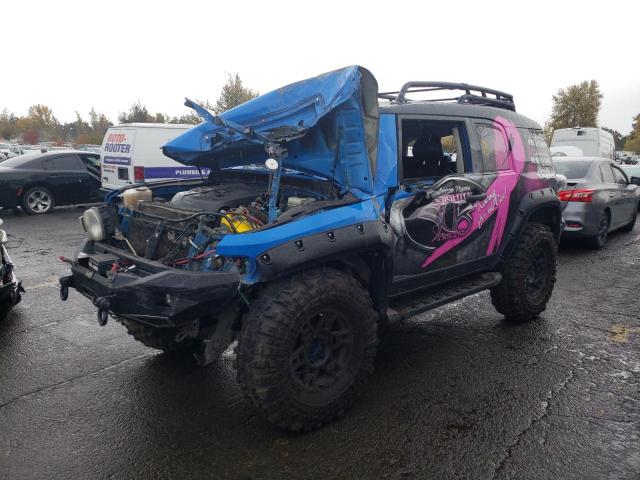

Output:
xmin=60 ymin=66 xmax=562 ymax=431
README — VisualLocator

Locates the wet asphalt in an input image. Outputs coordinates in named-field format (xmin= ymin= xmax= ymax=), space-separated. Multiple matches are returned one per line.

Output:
xmin=0 ymin=206 xmax=638 ymax=480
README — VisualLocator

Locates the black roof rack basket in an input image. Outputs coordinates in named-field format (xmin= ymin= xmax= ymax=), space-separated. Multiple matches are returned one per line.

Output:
xmin=379 ymin=81 xmax=515 ymax=111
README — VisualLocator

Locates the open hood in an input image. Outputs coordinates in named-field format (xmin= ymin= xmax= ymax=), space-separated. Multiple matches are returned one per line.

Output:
xmin=162 ymin=66 xmax=380 ymax=194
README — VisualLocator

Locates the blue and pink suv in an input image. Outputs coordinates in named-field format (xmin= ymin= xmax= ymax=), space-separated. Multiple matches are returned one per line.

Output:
xmin=60 ymin=66 xmax=562 ymax=431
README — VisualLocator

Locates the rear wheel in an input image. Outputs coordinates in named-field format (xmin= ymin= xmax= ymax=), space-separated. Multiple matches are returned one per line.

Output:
xmin=491 ymin=222 xmax=557 ymax=322
xmin=589 ymin=211 xmax=610 ymax=248
xmin=236 ymin=268 xmax=378 ymax=431
xmin=22 ymin=187 xmax=54 ymax=215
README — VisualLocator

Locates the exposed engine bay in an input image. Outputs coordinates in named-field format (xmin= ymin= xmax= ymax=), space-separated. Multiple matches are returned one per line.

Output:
xmin=82 ymin=170 xmax=349 ymax=274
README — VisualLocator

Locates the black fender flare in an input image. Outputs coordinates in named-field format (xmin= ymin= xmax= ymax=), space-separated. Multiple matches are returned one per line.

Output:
xmin=255 ymin=220 xmax=396 ymax=313
xmin=498 ymin=187 xmax=562 ymax=261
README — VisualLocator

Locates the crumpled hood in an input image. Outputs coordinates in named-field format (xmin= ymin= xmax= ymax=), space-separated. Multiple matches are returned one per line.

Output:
xmin=162 ymin=66 xmax=380 ymax=194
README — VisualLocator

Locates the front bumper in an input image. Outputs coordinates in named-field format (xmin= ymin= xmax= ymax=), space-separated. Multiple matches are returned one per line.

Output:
xmin=1 ymin=246 xmax=23 ymax=319
xmin=60 ymin=240 xmax=241 ymax=328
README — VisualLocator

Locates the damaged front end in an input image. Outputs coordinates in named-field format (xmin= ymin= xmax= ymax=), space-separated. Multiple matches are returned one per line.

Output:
xmin=59 ymin=66 xmax=382 ymax=364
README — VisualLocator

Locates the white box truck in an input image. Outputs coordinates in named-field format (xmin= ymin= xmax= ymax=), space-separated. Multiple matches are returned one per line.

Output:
xmin=100 ymin=123 xmax=209 ymax=191
xmin=550 ymin=127 xmax=615 ymax=159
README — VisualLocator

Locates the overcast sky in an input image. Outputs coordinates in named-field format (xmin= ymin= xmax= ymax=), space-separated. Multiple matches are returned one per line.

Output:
xmin=3 ymin=0 xmax=639 ymax=134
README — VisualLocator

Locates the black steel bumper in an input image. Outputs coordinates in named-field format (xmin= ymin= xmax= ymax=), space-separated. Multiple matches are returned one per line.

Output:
xmin=60 ymin=241 xmax=241 ymax=328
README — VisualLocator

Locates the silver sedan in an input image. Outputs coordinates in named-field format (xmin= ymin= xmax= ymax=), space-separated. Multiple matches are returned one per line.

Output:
xmin=554 ymin=157 xmax=640 ymax=248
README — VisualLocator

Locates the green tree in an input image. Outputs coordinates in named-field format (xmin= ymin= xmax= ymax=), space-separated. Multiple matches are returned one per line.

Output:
xmin=602 ymin=127 xmax=627 ymax=150
xmin=547 ymin=80 xmax=603 ymax=136
xmin=623 ymin=114 xmax=640 ymax=153
xmin=88 ymin=108 xmax=113 ymax=144
xmin=213 ymin=73 xmax=258 ymax=114
xmin=118 ymin=101 xmax=155 ymax=123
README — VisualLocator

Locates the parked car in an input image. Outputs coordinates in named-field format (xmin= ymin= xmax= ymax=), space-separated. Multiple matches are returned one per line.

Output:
xmin=0 ymin=142 xmax=12 ymax=160
xmin=0 ymin=219 xmax=22 ymax=320
xmin=0 ymin=150 xmax=102 ymax=214
xmin=555 ymin=157 xmax=640 ymax=247
xmin=60 ymin=66 xmax=562 ymax=431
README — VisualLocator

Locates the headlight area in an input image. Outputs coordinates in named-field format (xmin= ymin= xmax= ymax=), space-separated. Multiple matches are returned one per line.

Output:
xmin=80 ymin=206 xmax=118 ymax=242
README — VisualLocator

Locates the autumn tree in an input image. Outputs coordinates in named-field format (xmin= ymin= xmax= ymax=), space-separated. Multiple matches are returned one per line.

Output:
xmin=623 ymin=114 xmax=640 ymax=153
xmin=213 ymin=73 xmax=258 ymax=114
xmin=547 ymin=80 xmax=603 ymax=137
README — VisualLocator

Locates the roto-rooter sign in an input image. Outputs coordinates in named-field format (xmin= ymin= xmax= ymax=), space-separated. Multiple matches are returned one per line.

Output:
xmin=102 ymin=131 xmax=134 ymax=165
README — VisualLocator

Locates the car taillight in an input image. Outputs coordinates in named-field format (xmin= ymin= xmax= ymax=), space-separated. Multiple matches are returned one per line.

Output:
xmin=559 ymin=189 xmax=595 ymax=202
xmin=134 ymin=166 xmax=144 ymax=183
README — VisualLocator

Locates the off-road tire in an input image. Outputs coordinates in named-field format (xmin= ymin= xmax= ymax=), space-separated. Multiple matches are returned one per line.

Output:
xmin=21 ymin=186 xmax=55 ymax=215
xmin=620 ymin=204 xmax=637 ymax=232
xmin=236 ymin=267 xmax=378 ymax=431
xmin=491 ymin=222 xmax=557 ymax=322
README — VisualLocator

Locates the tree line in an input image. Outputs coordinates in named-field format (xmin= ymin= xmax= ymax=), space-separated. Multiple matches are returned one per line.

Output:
xmin=543 ymin=79 xmax=638 ymax=152
xmin=0 ymin=73 xmax=258 ymax=146
xmin=1 ymin=73 xmax=638 ymax=153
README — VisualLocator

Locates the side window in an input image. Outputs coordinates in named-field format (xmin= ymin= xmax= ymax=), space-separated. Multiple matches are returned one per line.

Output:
xmin=529 ymin=130 xmax=553 ymax=167
xmin=477 ymin=124 xmax=510 ymax=171
xmin=612 ymin=166 xmax=628 ymax=185
xmin=43 ymin=155 xmax=83 ymax=171
xmin=400 ymin=119 xmax=467 ymax=181
xmin=79 ymin=154 xmax=100 ymax=169
xmin=599 ymin=164 xmax=615 ymax=183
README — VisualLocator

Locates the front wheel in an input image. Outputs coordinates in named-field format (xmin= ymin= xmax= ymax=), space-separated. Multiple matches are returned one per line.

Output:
xmin=22 ymin=187 xmax=55 ymax=214
xmin=236 ymin=268 xmax=378 ymax=431
xmin=491 ymin=222 xmax=557 ymax=322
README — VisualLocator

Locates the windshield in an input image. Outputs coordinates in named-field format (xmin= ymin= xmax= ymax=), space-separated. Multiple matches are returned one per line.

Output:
xmin=0 ymin=143 xmax=10 ymax=150
xmin=552 ymin=160 xmax=593 ymax=179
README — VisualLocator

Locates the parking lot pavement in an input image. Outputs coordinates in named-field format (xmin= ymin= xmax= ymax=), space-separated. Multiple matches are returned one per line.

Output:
xmin=0 ymin=206 xmax=638 ymax=480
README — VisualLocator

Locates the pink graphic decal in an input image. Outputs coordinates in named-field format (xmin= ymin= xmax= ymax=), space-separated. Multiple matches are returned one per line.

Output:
xmin=421 ymin=117 xmax=526 ymax=268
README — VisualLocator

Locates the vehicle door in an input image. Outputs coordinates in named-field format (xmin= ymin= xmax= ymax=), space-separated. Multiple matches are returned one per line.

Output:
xmin=598 ymin=163 xmax=623 ymax=227
xmin=390 ymin=116 xmax=519 ymax=294
xmin=611 ymin=164 xmax=637 ymax=224
xmin=77 ymin=154 xmax=103 ymax=201
xmin=42 ymin=154 xmax=88 ymax=205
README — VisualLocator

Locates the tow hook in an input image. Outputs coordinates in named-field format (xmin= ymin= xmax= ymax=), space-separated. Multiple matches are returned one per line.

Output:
xmin=59 ymin=275 xmax=73 ymax=301
xmin=95 ymin=297 xmax=111 ymax=326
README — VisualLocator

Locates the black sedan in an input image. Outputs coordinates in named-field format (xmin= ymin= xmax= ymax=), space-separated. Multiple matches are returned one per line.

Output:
xmin=554 ymin=157 xmax=640 ymax=248
xmin=0 ymin=150 xmax=102 ymax=214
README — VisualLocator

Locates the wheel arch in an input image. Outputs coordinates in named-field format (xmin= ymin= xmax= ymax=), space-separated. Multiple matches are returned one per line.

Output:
xmin=252 ymin=220 xmax=395 ymax=315
xmin=499 ymin=187 xmax=562 ymax=261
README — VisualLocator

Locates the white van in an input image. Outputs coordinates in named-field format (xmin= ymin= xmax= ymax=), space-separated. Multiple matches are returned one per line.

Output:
xmin=100 ymin=123 xmax=207 ymax=191
xmin=550 ymin=127 xmax=615 ymax=159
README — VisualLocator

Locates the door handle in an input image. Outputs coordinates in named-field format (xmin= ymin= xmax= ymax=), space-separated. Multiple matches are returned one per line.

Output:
xmin=609 ymin=192 xmax=615 ymax=197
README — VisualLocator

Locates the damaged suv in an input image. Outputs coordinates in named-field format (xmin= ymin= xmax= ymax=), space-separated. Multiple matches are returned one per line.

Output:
xmin=60 ymin=66 xmax=562 ymax=431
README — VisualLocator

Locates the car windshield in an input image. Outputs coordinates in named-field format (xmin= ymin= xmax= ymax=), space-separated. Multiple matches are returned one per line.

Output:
xmin=0 ymin=143 xmax=10 ymax=150
xmin=552 ymin=160 xmax=593 ymax=179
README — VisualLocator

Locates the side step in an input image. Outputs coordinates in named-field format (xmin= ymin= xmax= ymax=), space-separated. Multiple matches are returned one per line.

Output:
xmin=387 ymin=272 xmax=502 ymax=322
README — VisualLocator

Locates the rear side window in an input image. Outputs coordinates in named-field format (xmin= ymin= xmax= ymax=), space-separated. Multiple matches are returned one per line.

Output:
xmin=529 ymin=130 xmax=553 ymax=167
xmin=612 ymin=166 xmax=628 ymax=184
xmin=477 ymin=124 xmax=510 ymax=171
xmin=43 ymin=155 xmax=83 ymax=171
xmin=599 ymin=164 xmax=615 ymax=183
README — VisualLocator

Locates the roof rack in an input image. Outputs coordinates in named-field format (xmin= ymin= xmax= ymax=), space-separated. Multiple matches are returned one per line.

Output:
xmin=378 ymin=81 xmax=515 ymax=111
